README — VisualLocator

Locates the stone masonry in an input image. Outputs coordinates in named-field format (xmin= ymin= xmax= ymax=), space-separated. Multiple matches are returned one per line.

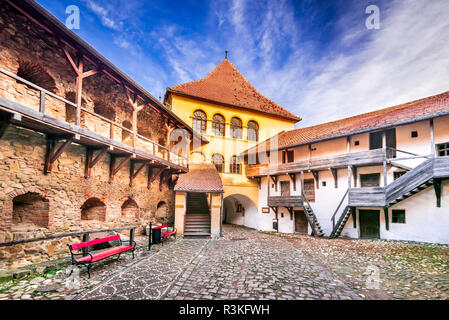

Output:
xmin=0 ymin=2 xmax=178 ymax=273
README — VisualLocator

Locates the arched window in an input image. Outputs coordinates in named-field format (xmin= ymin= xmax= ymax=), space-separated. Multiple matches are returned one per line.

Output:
xmin=193 ymin=110 xmax=207 ymax=133
xmin=81 ymin=197 xmax=106 ymax=221
xmin=230 ymin=117 xmax=242 ymax=139
xmin=229 ymin=155 xmax=241 ymax=174
xmin=212 ymin=153 xmax=224 ymax=173
xmin=122 ymin=120 xmax=132 ymax=143
xmin=16 ymin=59 xmax=57 ymax=93
xmin=212 ymin=114 xmax=225 ymax=137
xmin=94 ymin=100 xmax=116 ymax=122
xmin=247 ymin=121 xmax=259 ymax=142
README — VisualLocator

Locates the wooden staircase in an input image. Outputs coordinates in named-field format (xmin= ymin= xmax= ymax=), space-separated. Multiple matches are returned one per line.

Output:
xmin=331 ymin=158 xmax=445 ymax=238
xmin=301 ymin=192 xmax=324 ymax=237
xmin=184 ymin=193 xmax=211 ymax=237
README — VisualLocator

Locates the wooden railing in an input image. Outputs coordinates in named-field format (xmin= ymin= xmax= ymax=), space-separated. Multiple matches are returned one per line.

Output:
xmin=267 ymin=195 xmax=303 ymax=207
xmin=246 ymin=149 xmax=386 ymax=177
xmin=331 ymin=189 xmax=349 ymax=229
xmin=0 ymin=67 xmax=188 ymax=168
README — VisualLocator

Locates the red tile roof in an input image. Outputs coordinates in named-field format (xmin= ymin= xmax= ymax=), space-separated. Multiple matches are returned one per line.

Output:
xmin=174 ymin=164 xmax=223 ymax=193
xmin=167 ymin=59 xmax=300 ymax=122
xmin=247 ymin=91 xmax=449 ymax=152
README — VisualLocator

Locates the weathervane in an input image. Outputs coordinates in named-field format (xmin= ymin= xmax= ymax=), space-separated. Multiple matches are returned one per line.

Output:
xmin=225 ymin=49 xmax=229 ymax=60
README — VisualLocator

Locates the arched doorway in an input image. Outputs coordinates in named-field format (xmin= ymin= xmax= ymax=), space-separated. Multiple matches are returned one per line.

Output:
xmin=223 ymin=194 xmax=258 ymax=230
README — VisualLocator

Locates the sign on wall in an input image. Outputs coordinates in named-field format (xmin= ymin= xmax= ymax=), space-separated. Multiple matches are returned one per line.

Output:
xmin=262 ymin=207 xmax=270 ymax=214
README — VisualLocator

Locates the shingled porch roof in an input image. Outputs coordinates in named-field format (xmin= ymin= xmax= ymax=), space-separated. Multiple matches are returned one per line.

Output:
xmin=166 ymin=59 xmax=300 ymax=122
xmin=174 ymin=164 xmax=223 ymax=193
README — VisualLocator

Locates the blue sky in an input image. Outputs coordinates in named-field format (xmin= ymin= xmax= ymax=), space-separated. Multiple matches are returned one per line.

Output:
xmin=36 ymin=0 xmax=449 ymax=127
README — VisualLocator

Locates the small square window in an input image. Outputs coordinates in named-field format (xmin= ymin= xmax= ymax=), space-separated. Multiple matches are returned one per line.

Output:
xmin=354 ymin=140 xmax=360 ymax=146
xmin=411 ymin=131 xmax=418 ymax=138
xmin=392 ymin=210 xmax=406 ymax=223
xmin=322 ymin=181 xmax=326 ymax=187
xmin=281 ymin=213 xmax=284 ymax=218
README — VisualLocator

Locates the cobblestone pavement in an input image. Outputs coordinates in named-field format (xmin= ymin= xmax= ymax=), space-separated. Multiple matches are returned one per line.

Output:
xmin=1 ymin=225 xmax=447 ymax=300
xmin=271 ymin=232 xmax=449 ymax=300
xmin=164 ymin=226 xmax=378 ymax=300
xmin=75 ymin=239 xmax=207 ymax=300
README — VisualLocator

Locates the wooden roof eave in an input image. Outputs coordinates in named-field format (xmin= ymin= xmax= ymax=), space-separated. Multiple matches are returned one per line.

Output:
xmin=7 ymin=0 xmax=194 ymax=135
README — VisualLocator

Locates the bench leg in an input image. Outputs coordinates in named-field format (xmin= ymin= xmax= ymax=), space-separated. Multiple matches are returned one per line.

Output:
xmin=132 ymin=249 xmax=135 ymax=259
xmin=87 ymin=263 xmax=92 ymax=279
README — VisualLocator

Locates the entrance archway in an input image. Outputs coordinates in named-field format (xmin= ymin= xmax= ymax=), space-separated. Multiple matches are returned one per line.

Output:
xmin=223 ymin=194 xmax=258 ymax=230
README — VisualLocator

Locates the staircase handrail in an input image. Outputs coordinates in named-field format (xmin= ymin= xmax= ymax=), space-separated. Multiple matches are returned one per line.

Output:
xmin=331 ymin=189 xmax=349 ymax=229
xmin=301 ymin=191 xmax=320 ymax=236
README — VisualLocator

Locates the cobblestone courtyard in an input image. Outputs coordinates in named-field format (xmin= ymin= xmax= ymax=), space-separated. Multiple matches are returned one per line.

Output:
xmin=1 ymin=225 xmax=448 ymax=300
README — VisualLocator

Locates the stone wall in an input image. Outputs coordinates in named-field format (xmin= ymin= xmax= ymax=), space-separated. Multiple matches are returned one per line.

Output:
xmin=0 ymin=125 xmax=174 ymax=272
xmin=0 ymin=2 xmax=177 ymax=273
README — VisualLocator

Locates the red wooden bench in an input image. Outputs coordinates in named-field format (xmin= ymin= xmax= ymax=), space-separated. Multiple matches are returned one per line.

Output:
xmin=67 ymin=234 xmax=136 ymax=278
xmin=154 ymin=224 xmax=177 ymax=242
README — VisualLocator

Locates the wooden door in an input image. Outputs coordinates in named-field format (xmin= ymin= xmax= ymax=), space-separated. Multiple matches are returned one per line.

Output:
xmin=294 ymin=210 xmax=308 ymax=234
xmin=303 ymin=179 xmax=315 ymax=202
xmin=280 ymin=181 xmax=290 ymax=196
xmin=359 ymin=210 xmax=380 ymax=239
xmin=369 ymin=131 xmax=383 ymax=150
xmin=386 ymin=129 xmax=396 ymax=158
xmin=360 ymin=173 xmax=380 ymax=187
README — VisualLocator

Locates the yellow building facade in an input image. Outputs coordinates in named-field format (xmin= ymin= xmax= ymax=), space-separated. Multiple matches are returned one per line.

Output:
xmin=166 ymin=59 xmax=299 ymax=236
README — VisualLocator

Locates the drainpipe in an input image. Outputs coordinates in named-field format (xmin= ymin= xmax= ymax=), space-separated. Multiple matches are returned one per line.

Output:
xmin=219 ymin=192 xmax=224 ymax=237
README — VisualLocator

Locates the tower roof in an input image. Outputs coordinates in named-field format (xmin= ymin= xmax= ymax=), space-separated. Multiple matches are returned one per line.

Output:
xmin=167 ymin=59 xmax=300 ymax=122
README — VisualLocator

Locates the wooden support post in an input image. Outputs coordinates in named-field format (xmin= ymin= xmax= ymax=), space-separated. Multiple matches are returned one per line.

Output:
xmin=300 ymin=171 xmax=304 ymax=192
xmin=331 ymin=168 xmax=338 ymax=188
xmin=255 ymin=177 xmax=261 ymax=190
xmin=287 ymin=207 xmax=293 ymax=220
xmin=82 ymin=233 xmax=89 ymax=257
xmin=352 ymin=207 xmax=356 ymax=228
xmin=39 ymin=90 xmax=45 ymax=113
xmin=44 ymin=135 xmax=74 ymax=174
xmin=129 ymin=160 xmax=148 ymax=187
xmin=84 ymin=147 xmax=108 ymax=178
xmin=352 ymin=166 xmax=358 ymax=187
xmin=288 ymin=173 xmax=296 ymax=191
xmin=348 ymin=165 xmax=352 ymax=189
xmin=147 ymin=166 xmax=163 ymax=189
xmin=59 ymin=44 xmax=99 ymax=127
xmin=109 ymin=155 xmax=132 ymax=183
xmin=0 ymin=116 xmax=10 ymax=139
xmin=267 ymin=175 xmax=270 ymax=197
xmin=270 ymin=175 xmax=278 ymax=192
xmin=129 ymin=228 xmax=135 ymax=246
xmin=383 ymin=160 xmax=388 ymax=187
xmin=434 ymin=178 xmax=442 ymax=208
xmin=159 ymin=169 xmax=170 ymax=192
xmin=125 ymin=89 xmax=145 ymax=148
xmin=312 ymin=170 xmax=319 ymax=189
xmin=384 ymin=207 xmax=389 ymax=231
xmin=430 ymin=118 xmax=435 ymax=157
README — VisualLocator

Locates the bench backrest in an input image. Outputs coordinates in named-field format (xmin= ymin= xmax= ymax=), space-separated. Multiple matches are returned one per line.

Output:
xmin=71 ymin=234 xmax=120 ymax=250
xmin=152 ymin=224 xmax=168 ymax=230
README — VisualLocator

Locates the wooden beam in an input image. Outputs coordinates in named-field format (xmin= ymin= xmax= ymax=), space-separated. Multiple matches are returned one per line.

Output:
xmin=270 ymin=206 xmax=278 ymax=220
xmin=0 ymin=117 xmax=10 ymax=139
xmin=384 ymin=207 xmax=389 ymax=231
xmin=44 ymin=135 xmax=74 ymax=174
xmin=434 ymin=178 xmax=442 ymax=208
xmin=255 ymin=177 xmax=261 ymax=190
xmin=430 ymin=118 xmax=435 ymax=157
xmin=312 ymin=170 xmax=319 ymax=189
xmin=270 ymin=175 xmax=278 ymax=192
xmin=147 ymin=166 xmax=164 ymax=189
xmin=129 ymin=160 xmax=148 ymax=187
xmin=288 ymin=173 xmax=296 ymax=191
xmin=84 ymin=147 xmax=108 ymax=178
xmin=352 ymin=166 xmax=358 ymax=187
xmin=109 ymin=155 xmax=132 ymax=183
xmin=352 ymin=207 xmax=356 ymax=228
xmin=287 ymin=207 xmax=293 ymax=220
xmin=300 ymin=171 xmax=304 ymax=193
xmin=331 ymin=168 xmax=338 ymax=188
